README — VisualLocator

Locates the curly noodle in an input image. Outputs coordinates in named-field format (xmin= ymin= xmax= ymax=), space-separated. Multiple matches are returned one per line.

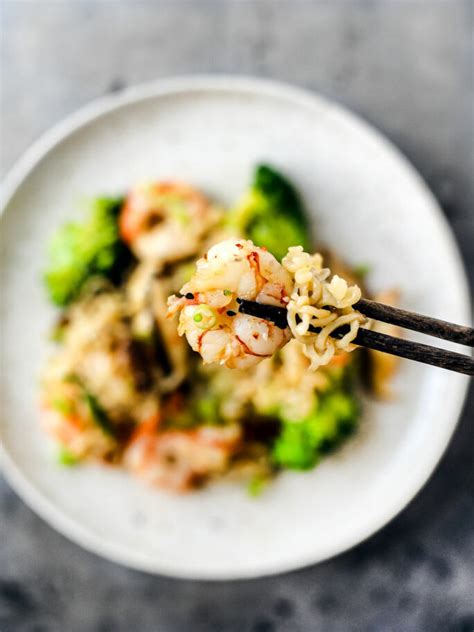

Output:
xmin=282 ymin=247 xmax=367 ymax=369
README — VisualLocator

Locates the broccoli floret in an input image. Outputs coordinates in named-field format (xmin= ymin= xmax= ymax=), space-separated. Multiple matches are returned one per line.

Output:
xmin=228 ymin=164 xmax=312 ymax=260
xmin=44 ymin=197 xmax=129 ymax=306
xmin=272 ymin=421 xmax=320 ymax=470
xmin=249 ymin=214 xmax=309 ymax=263
xmin=272 ymin=389 xmax=360 ymax=470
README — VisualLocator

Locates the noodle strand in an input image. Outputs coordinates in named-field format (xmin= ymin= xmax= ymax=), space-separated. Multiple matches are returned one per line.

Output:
xmin=282 ymin=247 xmax=367 ymax=369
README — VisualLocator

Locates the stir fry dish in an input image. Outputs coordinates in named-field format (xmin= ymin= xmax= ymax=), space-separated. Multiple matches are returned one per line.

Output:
xmin=40 ymin=165 xmax=396 ymax=492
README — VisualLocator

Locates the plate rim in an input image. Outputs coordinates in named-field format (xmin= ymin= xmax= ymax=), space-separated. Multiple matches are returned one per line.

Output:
xmin=0 ymin=75 xmax=471 ymax=579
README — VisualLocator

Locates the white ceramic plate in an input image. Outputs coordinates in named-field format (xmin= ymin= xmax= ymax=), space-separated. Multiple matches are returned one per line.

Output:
xmin=0 ymin=77 xmax=470 ymax=579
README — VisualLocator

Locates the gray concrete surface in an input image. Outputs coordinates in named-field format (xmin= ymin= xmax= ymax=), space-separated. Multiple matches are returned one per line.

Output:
xmin=1 ymin=1 xmax=473 ymax=631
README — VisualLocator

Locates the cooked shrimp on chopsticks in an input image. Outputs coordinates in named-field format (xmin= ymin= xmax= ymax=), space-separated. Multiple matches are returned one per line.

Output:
xmin=168 ymin=239 xmax=366 ymax=370
xmin=168 ymin=239 xmax=293 ymax=368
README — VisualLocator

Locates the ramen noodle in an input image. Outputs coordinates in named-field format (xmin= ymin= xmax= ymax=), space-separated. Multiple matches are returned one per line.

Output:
xmin=283 ymin=246 xmax=367 ymax=369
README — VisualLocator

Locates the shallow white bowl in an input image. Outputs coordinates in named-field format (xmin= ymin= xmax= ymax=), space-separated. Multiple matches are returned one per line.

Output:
xmin=0 ymin=76 xmax=470 ymax=579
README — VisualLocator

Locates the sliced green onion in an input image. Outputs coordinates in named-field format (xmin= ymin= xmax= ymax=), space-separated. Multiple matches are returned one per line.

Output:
xmin=52 ymin=398 xmax=73 ymax=415
xmin=354 ymin=263 xmax=371 ymax=280
xmin=83 ymin=390 xmax=116 ymax=436
xmin=57 ymin=446 xmax=78 ymax=466
xmin=190 ymin=305 xmax=217 ymax=330
xmin=223 ymin=289 xmax=232 ymax=296
xmin=168 ymin=199 xmax=189 ymax=225
xmin=50 ymin=324 xmax=66 ymax=344
xmin=248 ymin=475 xmax=269 ymax=497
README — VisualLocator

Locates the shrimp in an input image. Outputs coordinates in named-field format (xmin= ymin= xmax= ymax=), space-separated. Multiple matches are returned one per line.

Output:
xmin=119 ymin=181 xmax=222 ymax=264
xmin=168 ymin=239 xmax=293 ymax=369
xmin=124 ymin=416 xmax=241 ymax=491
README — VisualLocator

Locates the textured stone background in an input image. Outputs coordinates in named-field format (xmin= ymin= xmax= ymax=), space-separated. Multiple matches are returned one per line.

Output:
xmin=1 ymin=2 xmax=473 ymax=631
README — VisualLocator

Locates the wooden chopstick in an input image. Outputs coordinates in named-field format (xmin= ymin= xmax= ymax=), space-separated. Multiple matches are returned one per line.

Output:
xmin=236 ymin=299 xmax=474 ymax=376
xmin=355 ymin=298 xmax=474 ymax=346
xmin=349 ymin=328 xmax=474 ymax=375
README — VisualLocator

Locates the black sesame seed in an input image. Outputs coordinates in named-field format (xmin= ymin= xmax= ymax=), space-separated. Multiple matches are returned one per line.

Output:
xmin=226 ymin=310 xmax=236 ymax=317
xmin=185 ymin=293 xmax=194 ymax=300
